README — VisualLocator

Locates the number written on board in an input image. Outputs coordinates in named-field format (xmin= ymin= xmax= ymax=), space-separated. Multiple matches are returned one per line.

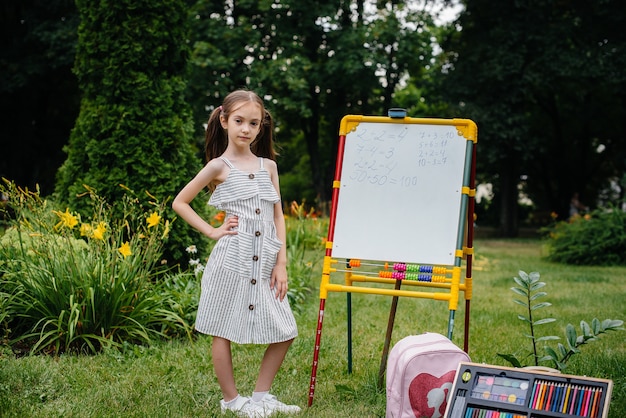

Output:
xmin=345 ymin=126 xmax=456 ymax=188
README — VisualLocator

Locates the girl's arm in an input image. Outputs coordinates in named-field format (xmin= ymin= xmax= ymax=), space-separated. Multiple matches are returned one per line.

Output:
xmin=268 ymin=159 xmax=289 ymax=301
xmin=172 ymin=160 xmax=238 ymax=241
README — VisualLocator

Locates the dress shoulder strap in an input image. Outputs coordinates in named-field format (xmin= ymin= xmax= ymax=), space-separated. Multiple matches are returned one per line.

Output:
xmin=219 ymin=157 xmax=234 ymax=168
xmin=258 ymin=157 xmax=264 ymax=169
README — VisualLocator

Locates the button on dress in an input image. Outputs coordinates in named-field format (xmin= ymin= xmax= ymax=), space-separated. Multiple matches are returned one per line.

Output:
xmin=194 ymin=157 xmax=298 ymax=344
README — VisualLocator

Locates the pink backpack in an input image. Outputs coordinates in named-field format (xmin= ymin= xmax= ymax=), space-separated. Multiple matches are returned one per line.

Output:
xmin=386 ymin=333 xmax=470 ymax=418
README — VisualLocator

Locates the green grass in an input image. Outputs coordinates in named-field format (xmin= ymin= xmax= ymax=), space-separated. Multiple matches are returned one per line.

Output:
xmin=1 ymin=238 xmax=624 ymax=417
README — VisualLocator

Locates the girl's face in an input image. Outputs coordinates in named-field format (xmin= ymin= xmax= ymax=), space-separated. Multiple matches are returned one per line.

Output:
xmin=220 ymin=101 xmax=263 ymax=148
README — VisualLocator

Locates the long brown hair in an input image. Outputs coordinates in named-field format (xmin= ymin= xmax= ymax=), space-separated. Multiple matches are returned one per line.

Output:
xmin=204 ymin=90 xmax=277 ymax=163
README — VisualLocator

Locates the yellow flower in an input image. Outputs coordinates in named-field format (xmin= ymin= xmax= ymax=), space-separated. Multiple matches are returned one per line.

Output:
xmin=53 ymin=208 xmax=79 ymax=230
xmin=80 ymin=223 xmax=92 ymax=237
xmin=146 ymin=212 xmax=161 ymax=228
xmin=118 ymin=241 xmax=132 ymax=258
xmin=92 ymin=222 xmax=107 ymax=240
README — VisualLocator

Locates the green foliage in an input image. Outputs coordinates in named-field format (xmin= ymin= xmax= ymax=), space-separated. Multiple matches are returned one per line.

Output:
xmin=544 ymin=319 xmax=625 ymax=371
xmin=0 ymin=1 xmax=78 ymax=92
xmin=54 ymin=0 xmax=200 ymax=264
xmin=498 ymin=270 xmax=624 ymax=371
xmin=0 ymin=287 xmax=10 ymax=344
xmin=543 ymin=208 xmax=626 ymax=265
xmin=499 ymin=270 xmax=558 ymax=367
xmin=284 ymin=201 xmax=327 ymax=312
xmin=439 ymin=0 xmax=626 ymax=223
xmin=0 ymin=179 xmax=321 ymax=355
xmin=0 ymin=180 xmax=188 ymax=354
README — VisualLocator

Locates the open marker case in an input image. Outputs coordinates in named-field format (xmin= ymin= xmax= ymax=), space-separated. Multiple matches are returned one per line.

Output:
xmin=444 ymin=362 xmax=613 ymax=418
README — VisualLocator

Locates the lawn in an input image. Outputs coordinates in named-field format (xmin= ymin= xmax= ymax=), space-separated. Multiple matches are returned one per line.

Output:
xmin=0 ymin=238 xmax=624 ymax=417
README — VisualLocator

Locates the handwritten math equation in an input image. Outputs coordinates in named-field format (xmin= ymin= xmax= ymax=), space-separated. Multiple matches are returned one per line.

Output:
xmin=346 ymin=127 xmax=456 ymax=187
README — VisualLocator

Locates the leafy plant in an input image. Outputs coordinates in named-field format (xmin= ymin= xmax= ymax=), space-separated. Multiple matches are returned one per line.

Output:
xmin=543 ymin=207 xmax=626 ymax=266
xmin=284 ymin=201 xmax=326 ymax=313
xmin=497 ymin=270 xmax=624 ymax=371
xmin=0 ymin=180 xmax=186 ymax=354
xmin=54 ymin=0 xmax=200 ymax=265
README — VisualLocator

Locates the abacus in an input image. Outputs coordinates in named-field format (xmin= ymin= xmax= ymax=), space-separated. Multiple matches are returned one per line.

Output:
xmin=307 ymin=114 xmax=478 ymax=406
xmin=348 ymin=260 xmax=450 ymax=282
xmin=445 ymin=362 xmax=613 ymax=418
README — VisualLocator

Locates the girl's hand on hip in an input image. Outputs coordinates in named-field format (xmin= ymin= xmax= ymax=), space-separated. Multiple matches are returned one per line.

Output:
xmin=209 ymin=215 xmax=238 ymax=240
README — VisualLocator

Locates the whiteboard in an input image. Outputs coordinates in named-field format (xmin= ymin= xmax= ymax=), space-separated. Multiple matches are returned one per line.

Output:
xmin=331 ymin=119 xmax=471 ymax=265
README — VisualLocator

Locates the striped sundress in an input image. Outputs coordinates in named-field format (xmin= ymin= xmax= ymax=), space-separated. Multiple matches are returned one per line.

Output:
xmin=194 ymin=157 xmax=298 ymax=344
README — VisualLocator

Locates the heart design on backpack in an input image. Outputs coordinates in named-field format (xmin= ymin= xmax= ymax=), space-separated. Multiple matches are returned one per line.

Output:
xmin=409 ymin=370 xmax=455 ymax=418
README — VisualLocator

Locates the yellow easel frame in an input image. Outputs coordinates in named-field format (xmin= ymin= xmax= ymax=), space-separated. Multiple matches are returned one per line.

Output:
xmin=307 ymin=114 xmax=478 ymax=407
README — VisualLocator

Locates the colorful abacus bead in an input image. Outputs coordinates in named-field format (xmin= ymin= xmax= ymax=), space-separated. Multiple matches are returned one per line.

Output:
xmin=405 ymin=264 xmax=420 ymax=272
xmin=433 ymin=266 xmax=447 ymax=274
xmin=393 ymin=271 xmax=406 ymax=279
xmin=393 ymin=263 xmax=406 ymax=272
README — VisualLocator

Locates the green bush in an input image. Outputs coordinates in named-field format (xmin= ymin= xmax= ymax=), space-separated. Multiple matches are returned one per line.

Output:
xmin=284 ymin=201 xmax=327 ymax=312
xmin=0 ymin=180 xmax=322 ymax=354
xmin=543 ymin=207 xmax=626 ymax=265
xmin=0 ymin=180 xmax=188 ymax=354
xmin=54 ymin=0 xmax=201 ymax=265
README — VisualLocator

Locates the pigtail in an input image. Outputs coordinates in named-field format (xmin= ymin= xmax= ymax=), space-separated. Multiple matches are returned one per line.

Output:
xmin=251 ymin=108 xmax=278 ymax=161
xmin=204 ymin=106 xmax=228 ymax=163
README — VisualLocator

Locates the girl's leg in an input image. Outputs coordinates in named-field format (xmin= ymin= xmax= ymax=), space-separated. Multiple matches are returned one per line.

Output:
xmin=212 ymin=336 xmax=238 ymax=401
xmin=254 ymin=339 xmax=294 ymax=392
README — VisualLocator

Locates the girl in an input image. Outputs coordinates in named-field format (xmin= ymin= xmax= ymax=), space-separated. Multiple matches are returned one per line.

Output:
xmin=173 ymin=90 xmax=300 ymax=417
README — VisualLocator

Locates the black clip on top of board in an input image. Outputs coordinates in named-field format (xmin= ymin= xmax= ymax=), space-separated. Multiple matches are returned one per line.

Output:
xmin=388 ymin=108 xmax=407 ymax=118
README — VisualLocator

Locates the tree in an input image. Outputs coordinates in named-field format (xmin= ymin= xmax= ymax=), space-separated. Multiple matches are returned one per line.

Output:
xmin=0 ymin=0 xmax=79 ymax=195
xmin=186 ymin=0 xmax=439 ymax=208
xmin=55 ymin=0 xmax=200 ymax=263
xmin=438 ymin=0 xmax=626 ymax=234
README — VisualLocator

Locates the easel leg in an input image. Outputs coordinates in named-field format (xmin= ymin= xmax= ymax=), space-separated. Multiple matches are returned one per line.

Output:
xmin=377 ymin=279 xmax=402 ymax=389
xmin=347 ymin=292 xmax=352 ymax=374
xmin=447 ymin=310 xmax=456 ymax=340
xmin=308 ymin=298 xmax=327 ymax=407
xmin=464 ymin=299 xmax=471 ymax=352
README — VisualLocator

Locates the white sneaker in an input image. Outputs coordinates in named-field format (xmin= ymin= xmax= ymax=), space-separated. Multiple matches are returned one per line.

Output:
xmin=252 ymin=393 xmax=301 ymax=415
xmin=220 ymin=395 xmax=269 ymax=417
